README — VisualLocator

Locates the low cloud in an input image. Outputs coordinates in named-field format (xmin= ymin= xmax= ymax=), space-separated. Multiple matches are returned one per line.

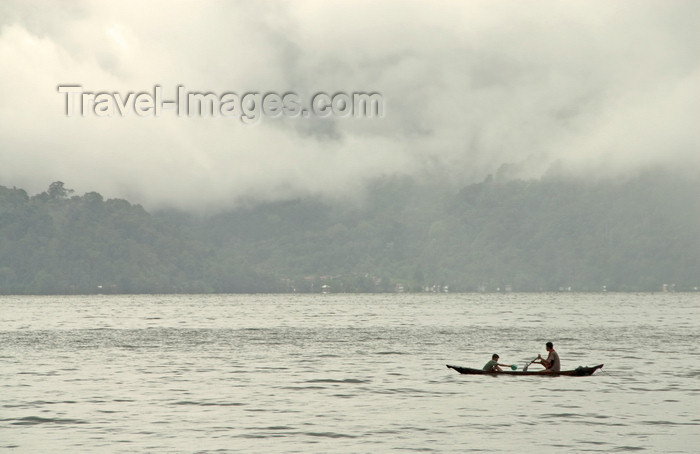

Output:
xmin=1 ymin=0 xmax=698 ymax=210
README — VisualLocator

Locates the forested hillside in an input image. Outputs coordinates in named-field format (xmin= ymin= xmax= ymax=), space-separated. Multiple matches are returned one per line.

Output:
xmin=0 ymin=182 xmax=274 ymax=294
xmin=1 ymin=171 xmax=698 ymax=294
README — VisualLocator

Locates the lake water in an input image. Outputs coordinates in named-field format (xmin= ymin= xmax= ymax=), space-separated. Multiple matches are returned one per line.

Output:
xmin=1 ymin=293 xmax=698 ymax=453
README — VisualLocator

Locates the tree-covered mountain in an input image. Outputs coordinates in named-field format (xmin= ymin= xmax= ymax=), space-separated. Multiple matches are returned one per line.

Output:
xmin=1 ymin=170 xmax=698 ymax=294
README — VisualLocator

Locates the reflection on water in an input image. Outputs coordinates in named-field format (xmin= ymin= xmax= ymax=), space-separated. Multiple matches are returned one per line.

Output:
xmin=1 ymin=293 xmax=698 ymax=452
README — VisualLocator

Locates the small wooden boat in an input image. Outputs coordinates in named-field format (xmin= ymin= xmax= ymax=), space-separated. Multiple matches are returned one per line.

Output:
xmin=446 ymin=364 xmax=604 ymax=376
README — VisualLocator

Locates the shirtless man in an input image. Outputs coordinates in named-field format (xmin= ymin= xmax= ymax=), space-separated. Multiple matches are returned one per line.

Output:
xmin=536 ymin=342 xmax=560 ymax=373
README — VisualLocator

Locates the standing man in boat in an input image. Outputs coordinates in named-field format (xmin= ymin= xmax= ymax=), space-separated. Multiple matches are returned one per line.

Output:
xmin=536 ymin=342 xmax=560 ymax=373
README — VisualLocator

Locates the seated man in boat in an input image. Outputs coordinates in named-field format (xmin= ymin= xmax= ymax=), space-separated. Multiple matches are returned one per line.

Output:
xmin=536 ymin=342 xmax=560 ymax=373
xmin=482 ymin=354 xmax=513 ymax=372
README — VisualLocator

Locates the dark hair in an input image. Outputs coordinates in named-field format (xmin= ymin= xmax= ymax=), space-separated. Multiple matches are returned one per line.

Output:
xmin=546 ymin=342 xmax=553 ymax=349
xmin=492 ymin=354 xmax=499 ymax=360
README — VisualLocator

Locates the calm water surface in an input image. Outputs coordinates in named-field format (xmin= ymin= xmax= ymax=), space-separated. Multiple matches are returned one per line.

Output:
xmin=1 ymin=293 xmax=698 ymax=452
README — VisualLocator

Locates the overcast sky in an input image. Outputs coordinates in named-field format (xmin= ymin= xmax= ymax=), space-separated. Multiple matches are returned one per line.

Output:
xmin=1 ymin=1 xmax=698 ymax=210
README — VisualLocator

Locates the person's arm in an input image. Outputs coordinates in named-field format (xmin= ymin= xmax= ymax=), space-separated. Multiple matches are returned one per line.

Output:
xmin=535 ymin=354 xmax=550 ymax=368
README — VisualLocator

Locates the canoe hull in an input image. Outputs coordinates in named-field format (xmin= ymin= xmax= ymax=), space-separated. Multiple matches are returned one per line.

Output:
xmin=446 ymin=364 xmax=604 ymax=376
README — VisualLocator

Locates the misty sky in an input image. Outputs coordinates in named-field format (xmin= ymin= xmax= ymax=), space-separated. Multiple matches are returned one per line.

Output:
xmin=1 ymin=1 xmax=698 ymax=210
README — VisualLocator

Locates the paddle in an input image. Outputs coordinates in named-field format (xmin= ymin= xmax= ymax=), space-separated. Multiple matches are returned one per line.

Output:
xmin=522 ymin=357 xmax=539 ymax=372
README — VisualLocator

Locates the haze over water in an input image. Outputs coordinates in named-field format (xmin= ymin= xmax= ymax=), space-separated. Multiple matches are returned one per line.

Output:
xmin=2 ymin=293 xmax=698 ymax=452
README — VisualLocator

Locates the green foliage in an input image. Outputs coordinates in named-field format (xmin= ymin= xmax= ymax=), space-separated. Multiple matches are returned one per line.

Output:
xmin=0 ymin=171 xmax=698 ymax=294
xmin=0 ymin=183 xmax=271 ymax=294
